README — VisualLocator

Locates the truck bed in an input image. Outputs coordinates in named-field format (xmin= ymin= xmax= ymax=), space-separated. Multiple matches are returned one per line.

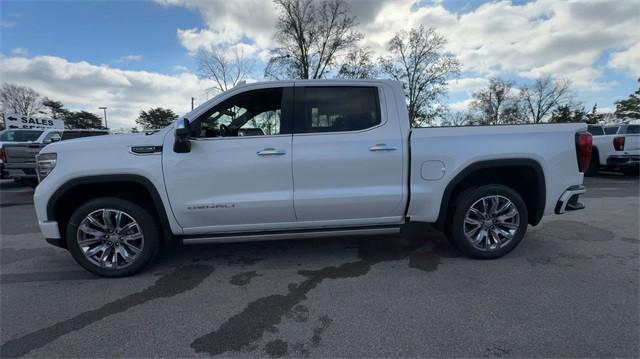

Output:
xmin=407 ymin=123 xmax=585 ymax=222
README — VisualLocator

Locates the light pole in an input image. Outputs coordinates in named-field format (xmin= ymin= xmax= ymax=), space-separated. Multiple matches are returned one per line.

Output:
xmin=98 ymin=107 xmax=108 ymax=129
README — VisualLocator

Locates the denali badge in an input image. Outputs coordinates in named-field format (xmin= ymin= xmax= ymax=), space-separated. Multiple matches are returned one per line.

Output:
xmin=187 ymin=204 xmax=236 ymax=210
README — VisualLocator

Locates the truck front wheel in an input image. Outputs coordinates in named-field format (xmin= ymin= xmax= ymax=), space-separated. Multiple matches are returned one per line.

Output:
xmin=66 ymin=197 xmax=159 ymax=277
xmin=448 ymin=185 xmax=528 ymax=259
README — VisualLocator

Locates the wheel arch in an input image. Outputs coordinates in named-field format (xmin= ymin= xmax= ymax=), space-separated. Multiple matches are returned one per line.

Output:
xmin=46 ymin=174 xmax=174 ymax=248
xmin=435 ymin=158 xmax=546 ymax=230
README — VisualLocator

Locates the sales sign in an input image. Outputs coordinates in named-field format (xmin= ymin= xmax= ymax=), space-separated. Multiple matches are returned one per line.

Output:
xmin=2 ymin=113 xmax=65 ymax=130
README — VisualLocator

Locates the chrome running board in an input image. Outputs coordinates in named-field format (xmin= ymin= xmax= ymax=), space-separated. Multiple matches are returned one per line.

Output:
xmin=180 ymin=226 xmax=401 ymax=245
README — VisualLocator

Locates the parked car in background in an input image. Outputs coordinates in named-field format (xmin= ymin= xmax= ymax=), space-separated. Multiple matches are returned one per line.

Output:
xmin=33 ymin=80 xmax=591 ymax=277
xmin=586 ymin=124 xmax=616 ymax=176
xmin=586 ymin=123 xmax=639 ymax=176
xmin=607 ymin=124 xmax=639 ymax=176
xmin=3 ymin=129 xmax=109 ymax=186
xmin=0 ymin=129 xmax=46 ymax=179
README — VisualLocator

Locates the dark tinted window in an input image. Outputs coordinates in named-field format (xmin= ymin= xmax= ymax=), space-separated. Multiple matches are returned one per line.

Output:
xmin=61 ymin=131 xmax=108 ymax=140
xmin=297 ymin=87 xmax=380 ymax=133
xmin=196 ymin=88 xmax=287 ymax=138
xmin=604 ymin=126 xmax=619 ymax=135
xmin=0 ymin=130 xmax=43 ymax=141
xmin=624 ymin=125 xmax=639 ymax=134
xmin=587 ymin=125 xmax=604 ymax=136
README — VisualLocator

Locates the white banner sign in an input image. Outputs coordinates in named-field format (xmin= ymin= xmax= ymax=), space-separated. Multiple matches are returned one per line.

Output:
xmin=3 ymin=113 xmax=65 ymax=130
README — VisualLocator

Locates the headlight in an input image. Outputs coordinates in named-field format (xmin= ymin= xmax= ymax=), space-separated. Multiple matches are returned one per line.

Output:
xmin=36 ymin=153 xmax=57 ymax=182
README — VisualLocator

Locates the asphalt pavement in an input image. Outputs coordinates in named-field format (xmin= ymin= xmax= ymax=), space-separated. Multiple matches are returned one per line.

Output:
xmin=1 ymin=175 xmax=638 ymax=358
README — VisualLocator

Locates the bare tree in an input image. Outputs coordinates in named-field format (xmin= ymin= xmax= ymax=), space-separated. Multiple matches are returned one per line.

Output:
xmin=337 ymin=47 xmax=377 ymax=79
xmin=196 ymin=46 xmax=253 ymax=93
xmin=379 ymin=26 xmax=460 ymax=127
xmin=520 ymin=76 xmax=570 ymax=123
xmin=470 ymin=78 xmax=525 ymax=125
xmin=0 ymin=83 xmax=44 ymax=116
xmin=440 ymin=111 xmax=473 ymax=126
xmin=265 ymin=0 xmax=363 ymax=80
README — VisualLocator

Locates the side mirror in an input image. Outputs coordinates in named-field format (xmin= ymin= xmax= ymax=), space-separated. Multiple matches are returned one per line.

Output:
xmin=50 ymin=137 xmax=61 ymax=143
xmin=174 ymin=118 xmax=191 ymax=153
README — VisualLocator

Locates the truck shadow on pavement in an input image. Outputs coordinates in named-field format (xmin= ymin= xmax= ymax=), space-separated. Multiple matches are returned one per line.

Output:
xmin=173 ymin=225 xmax=460 ymax=357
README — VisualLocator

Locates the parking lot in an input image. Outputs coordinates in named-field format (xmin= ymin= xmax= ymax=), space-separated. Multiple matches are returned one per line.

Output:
xmin=0 ymin=175 xmax=638 ymax=358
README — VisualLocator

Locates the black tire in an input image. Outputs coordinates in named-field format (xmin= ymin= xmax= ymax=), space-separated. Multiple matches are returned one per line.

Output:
xmin=448 ymin=184 xmax=528 ymax=259
xmin=66 ymin=197 xmax=160 ymax=277
xmin=585 ymin=149 xmax=599 ymax=177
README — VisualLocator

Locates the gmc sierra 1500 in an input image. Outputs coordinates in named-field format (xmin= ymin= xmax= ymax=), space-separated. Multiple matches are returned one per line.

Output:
xmin=33 ymin=80 xmax=592 ymax=277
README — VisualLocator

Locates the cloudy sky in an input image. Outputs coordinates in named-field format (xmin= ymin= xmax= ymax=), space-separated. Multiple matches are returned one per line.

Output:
xmin=1 ymin=0 xmax=638 ymax=129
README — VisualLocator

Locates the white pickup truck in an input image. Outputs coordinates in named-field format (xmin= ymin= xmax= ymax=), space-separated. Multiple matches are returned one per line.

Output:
xmin=33 ymin=80 xmax=592 ymax=277
xmin=586 ymin=123 xmax=640 ymax=176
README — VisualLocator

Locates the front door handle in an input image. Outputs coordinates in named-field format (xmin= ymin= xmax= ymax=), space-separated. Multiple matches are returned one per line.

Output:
xmin=257 ymin=148 xmax=286 ymax=156
xmin=369 ymin=144 xmax=397 ymax=152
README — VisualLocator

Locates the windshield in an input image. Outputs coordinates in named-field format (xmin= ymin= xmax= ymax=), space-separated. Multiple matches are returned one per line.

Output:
xmin=0 ymin=130 xmax=44 ymax=142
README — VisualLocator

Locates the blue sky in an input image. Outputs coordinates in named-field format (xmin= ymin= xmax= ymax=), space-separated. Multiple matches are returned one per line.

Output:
xmin=1 ymin=0 xmax=638 ymax=129
xmin=1 ymin=1 xmax=201 ymax=73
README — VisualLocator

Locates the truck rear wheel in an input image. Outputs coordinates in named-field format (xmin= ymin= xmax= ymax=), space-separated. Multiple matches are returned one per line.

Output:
xmin=584 ymin=149 xmax=599 ymax=177
xmin=448 ymin=185 xmax=528 ymax=259
xmin=66 ymin=197 xmax=159 ymax=277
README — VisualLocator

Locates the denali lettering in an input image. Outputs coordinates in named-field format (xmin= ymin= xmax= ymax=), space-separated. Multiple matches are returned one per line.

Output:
xmin=188 ymin=204 xmax=236 ymax=210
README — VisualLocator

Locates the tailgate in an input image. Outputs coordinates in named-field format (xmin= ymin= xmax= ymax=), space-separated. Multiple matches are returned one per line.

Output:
xmin=4 ymin=144 xmax=44 ymax=164
xmin=623 ymin=134 xmax=640 ymax=153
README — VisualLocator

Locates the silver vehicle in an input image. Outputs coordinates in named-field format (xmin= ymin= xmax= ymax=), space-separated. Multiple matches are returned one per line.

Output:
xmin=3 ymin=129 xmax=109 ymax=186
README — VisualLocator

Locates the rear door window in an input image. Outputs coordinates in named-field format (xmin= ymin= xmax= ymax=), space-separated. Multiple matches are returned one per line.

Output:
xmin=587 ymin=125 xmax=604 ymax=136
xmin=295 ymin=86 xmax=381 ymax=133
xmin=623 ymin=125 xmax=639 ymax=134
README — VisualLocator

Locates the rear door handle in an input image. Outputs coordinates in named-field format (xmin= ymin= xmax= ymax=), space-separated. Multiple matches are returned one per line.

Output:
xmin=369 ymin=144 xmax=397 ymax=152
xmin=257 ymin=148 xmax=286 ymax=156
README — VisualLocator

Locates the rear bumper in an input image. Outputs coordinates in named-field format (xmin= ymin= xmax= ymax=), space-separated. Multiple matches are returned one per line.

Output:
xmin=555 ymin=185 xmax=586 ymax=214
xmin=606 ymin=155 xmax=640 ymax=169
xmin=5 ymin=163 xmax=37 ymax=179
xmin=0 ymin=163 xmax=8 ymax=179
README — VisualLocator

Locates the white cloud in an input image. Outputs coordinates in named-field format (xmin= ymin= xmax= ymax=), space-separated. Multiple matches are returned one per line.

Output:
xmin=0 ymin=20 xmax=16 ymax=28
xmin=0 ymin=55 xmax=217 ymax=129
xmin=449 ymin=99 xmax=475 ymax=111
xmin=358 ymin=0 xmax=639 ymax=91
xmin=608 ymin=42 xmax=640 ymax=76
xmin=160 ymin=0 xmax=639 ymax=94
xmin=448 ymin=77 xmax=489 ymax=95
xmin=10 ymin=48 xmax=28 ymax=57
xmin=156 ymin=0 xmax=279 ymax=53
xmin=173 ymin=64 xmax=189 ymax=72
xmin=114 ymin=54 xmax=144 ymax=63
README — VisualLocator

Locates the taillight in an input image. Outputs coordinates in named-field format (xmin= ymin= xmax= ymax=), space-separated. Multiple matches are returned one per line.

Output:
xmin=575 ymin=131 xmax=592 ymax=173
xmin=613 ymin=136 xmax=625 ymax=151
xmin=0 ymin=147 xmax=5 ymax=162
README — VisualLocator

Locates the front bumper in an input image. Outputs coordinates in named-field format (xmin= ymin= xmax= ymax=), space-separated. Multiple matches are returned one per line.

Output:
xmin=39 ymin=220 xmax=61 ymax=239
xmin=555 ymin=185 xmax=586 ymax=214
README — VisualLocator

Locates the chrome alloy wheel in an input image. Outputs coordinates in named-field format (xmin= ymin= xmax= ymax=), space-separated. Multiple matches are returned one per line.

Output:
xmin=463 ymin=195 xmax=520 ymax=252
xmin=76 ymin=208 xmax=144 ymax=269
